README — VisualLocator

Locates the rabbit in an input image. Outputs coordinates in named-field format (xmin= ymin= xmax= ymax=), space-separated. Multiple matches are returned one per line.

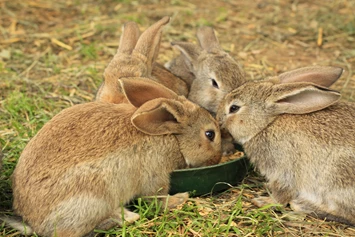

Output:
xmin=165 ymin=27 xmax=246 ymax=155
xmin=164 ymin=43 xmax=196 ymax=89
xmin=216 ymin=65 xmax=355 ymax=225
xmin=7 ymin=77 xmax=222 ymax=237
xmin=165 ymin=26 xmax=246 ymax=114
xmin=151 ymin=62 xmax=189 ymax=96
xmin=96 ymin=16 xmax=188 ymax=104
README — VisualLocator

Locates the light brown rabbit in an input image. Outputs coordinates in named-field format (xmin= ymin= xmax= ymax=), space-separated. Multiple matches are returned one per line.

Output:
xmin=217 ymin=65 xmax=355 ymax=225
xmin=164 ymin=42 xmax=196 ymax=88
xmin=96 ymin=16 xmax=188 ymax=103
xmin=165 ymin=26 xmax=246 ymax=113
xmin=8 ymin=78 xmax=222 ymax=237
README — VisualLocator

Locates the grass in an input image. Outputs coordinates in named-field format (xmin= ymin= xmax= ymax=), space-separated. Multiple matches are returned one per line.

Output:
xmin=1 ymin=0 xmax=355 ymax=236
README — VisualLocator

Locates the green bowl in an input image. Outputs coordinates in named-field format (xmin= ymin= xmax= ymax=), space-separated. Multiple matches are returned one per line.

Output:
xmin=169 ymin=156 xmax=249 ymax=196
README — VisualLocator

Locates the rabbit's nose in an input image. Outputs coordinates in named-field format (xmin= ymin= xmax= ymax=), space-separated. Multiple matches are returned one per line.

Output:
xmin=220 ymin=122 xmax=226 ymax=129
xmin=218 ymin=117 xmax=226 ymax=128
xmin=216 ymin=110 xmax=226 ymax=124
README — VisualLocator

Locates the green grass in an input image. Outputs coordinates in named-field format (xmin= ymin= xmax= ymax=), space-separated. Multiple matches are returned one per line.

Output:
xmin=0 ymin=89 xmax=60 ymax=210
xmin=91 ymin=188 xmax=287 ymax=237
xmin=80 ymin=43 xmax=100 ymax=60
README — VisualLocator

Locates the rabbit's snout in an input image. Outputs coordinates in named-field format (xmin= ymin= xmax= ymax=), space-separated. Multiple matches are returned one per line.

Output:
xmin=208 ymin=153 xmax=222 ymax=166
xmin=216 ymin=113 xmax=227 ymax=129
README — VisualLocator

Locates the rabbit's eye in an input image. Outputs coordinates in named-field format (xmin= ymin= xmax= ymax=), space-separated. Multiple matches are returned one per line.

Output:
xmin=229 ymin=105 xmax=240 ymax=114
xmin=211 ymin=79 xmax=219 ymax=89
xmin=205 ymin=130 xmax=215 ymax=142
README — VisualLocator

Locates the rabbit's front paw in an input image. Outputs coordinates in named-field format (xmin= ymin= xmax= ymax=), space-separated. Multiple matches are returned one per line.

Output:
xmin=124 ymin=210 xmax=140 ymax=223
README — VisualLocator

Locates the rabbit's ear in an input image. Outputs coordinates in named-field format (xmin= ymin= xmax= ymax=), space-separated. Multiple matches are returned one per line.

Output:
xmin=171 ymin=41 xmax=201 ymax=71
xmin=269 ymin=83 xmax=341 ymax=115
xmin=131 ymin=99 xmax=185 ymax=135
xmin=119 ymin=78 xmax=178 ymax=108
xmin=196 ymin=26 xmax=221 ymax=52
xmin=279 ymin=66 xmax=343 ymax=88
xmin=117 ymin=21 xmax=141 ymax=54
xmin=133 ymin=16 xmax=170 ymax=74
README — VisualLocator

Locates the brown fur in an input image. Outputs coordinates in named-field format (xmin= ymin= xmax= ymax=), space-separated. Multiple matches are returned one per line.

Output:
xmin=217 ymin=66 xmax=355 ymax=225
xmin=151 ymin=63 xmax=188 ymax=96
xmin=164 ymin=43 xmax=196 ymax=88
xmin=96 ymin=16 xmax=188 ymax=104
xmin=165 ymin=26 xmax=246 ymax=155
xmin=166 ymin=26 xmax=246 ymax=113
xmin=10 ymin=78 xmax=222 ymax=237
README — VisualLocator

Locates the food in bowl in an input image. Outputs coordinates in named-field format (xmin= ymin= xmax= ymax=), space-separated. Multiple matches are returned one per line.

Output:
xmin=219 ymin=151 xmax=245 ymax=164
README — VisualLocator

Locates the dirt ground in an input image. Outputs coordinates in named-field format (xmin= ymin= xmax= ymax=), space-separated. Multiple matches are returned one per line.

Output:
xmin=1 ymin=0 xmax=355 ymax=236
xmin=1 ymin=0 xmax=354 ymax=100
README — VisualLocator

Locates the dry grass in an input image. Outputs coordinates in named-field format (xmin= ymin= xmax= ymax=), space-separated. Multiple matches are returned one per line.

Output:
xmin=1 ymin=0 xmax=355 ymax=236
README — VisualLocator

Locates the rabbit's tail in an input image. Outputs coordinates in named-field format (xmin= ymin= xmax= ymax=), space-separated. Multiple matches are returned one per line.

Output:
xmin=1 ymin=215 xmax=33 ymax=235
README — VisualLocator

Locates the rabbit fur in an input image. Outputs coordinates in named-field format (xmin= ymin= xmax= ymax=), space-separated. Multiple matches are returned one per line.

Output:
xmin=165 ymin=26 xmax=246 ymax=154
xmin=217 ymin=65 xmax=355 ymax=225
xmin=9 ymin=77 xmax=222 ymax=237
xmin=166 ymin=26 xmax=246 ymax=114
xmin=96 ymin=16 xmax=188 ymax=104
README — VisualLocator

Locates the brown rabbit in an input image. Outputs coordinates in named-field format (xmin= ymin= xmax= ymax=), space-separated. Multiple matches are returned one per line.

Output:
xmin=166 ymin=26 xmax=246 ymax=113
xmin=216 ymin=65 xmax=355 ymax=225
xmin=164 ymin=42 xmax=197 ymax=88
xmin=96 ymin=16 xmax=188 ymax=103
xmin=8 ymin=78 xmax=222 ymax=237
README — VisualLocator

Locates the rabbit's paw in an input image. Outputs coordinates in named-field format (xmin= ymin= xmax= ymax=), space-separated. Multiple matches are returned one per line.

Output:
xmin=124 ymin=210 xmax=140 ymax=223
xmin=96 ymin=209 xmax=140 ymax=231
xmin=289 ymin=199 xmax=314 ymax=213
xmin=166 ymin=192 xmax=189 ymax=209
xmin=251 ymin=196 xmax=275 ymax=207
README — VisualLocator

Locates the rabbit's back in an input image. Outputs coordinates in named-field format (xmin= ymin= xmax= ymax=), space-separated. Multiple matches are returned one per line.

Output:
xmin=274 ymin=102 xmax=355 ymax=147
xmin=16 ymin=102 xmax=137 ymax=168
xmin=12 ymin=103 xmax=136 ymax=220
xmin=246 ymin=102 xmax=355 ymax=190
xmin=12 ymin=102 xmax=185 ymax=233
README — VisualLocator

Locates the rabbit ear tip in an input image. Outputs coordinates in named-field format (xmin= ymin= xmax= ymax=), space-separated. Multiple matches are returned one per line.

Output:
xmin=336 ymin=67 xmax=344 ymax=75
xmin=124 ymin=21 xmax=136 ymax=27
xmin=198 ymin=26 xmax=212 ymax=31
xmin=162 ymin=16 xmax=171 ymax=23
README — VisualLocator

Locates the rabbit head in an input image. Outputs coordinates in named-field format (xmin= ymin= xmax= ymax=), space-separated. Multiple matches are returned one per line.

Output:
xmin=11 ymin=78 xmax=222 ymax=237
xmin=121 ymin=78 xmax=222 ymax=167
xmin=170 ymin=26 xmax=246 ymax=113
xmin=217 ymin=66 xmax=343 ymax=145
xmin=96 ymin=16 xmax=170 ymax=103
xmin=216 ymin=66 xmax=355 ymax=226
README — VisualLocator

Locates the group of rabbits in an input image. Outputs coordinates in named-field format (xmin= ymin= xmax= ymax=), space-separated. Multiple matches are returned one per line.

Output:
xmin=3 ymin=16 xmax=355 ymax=236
